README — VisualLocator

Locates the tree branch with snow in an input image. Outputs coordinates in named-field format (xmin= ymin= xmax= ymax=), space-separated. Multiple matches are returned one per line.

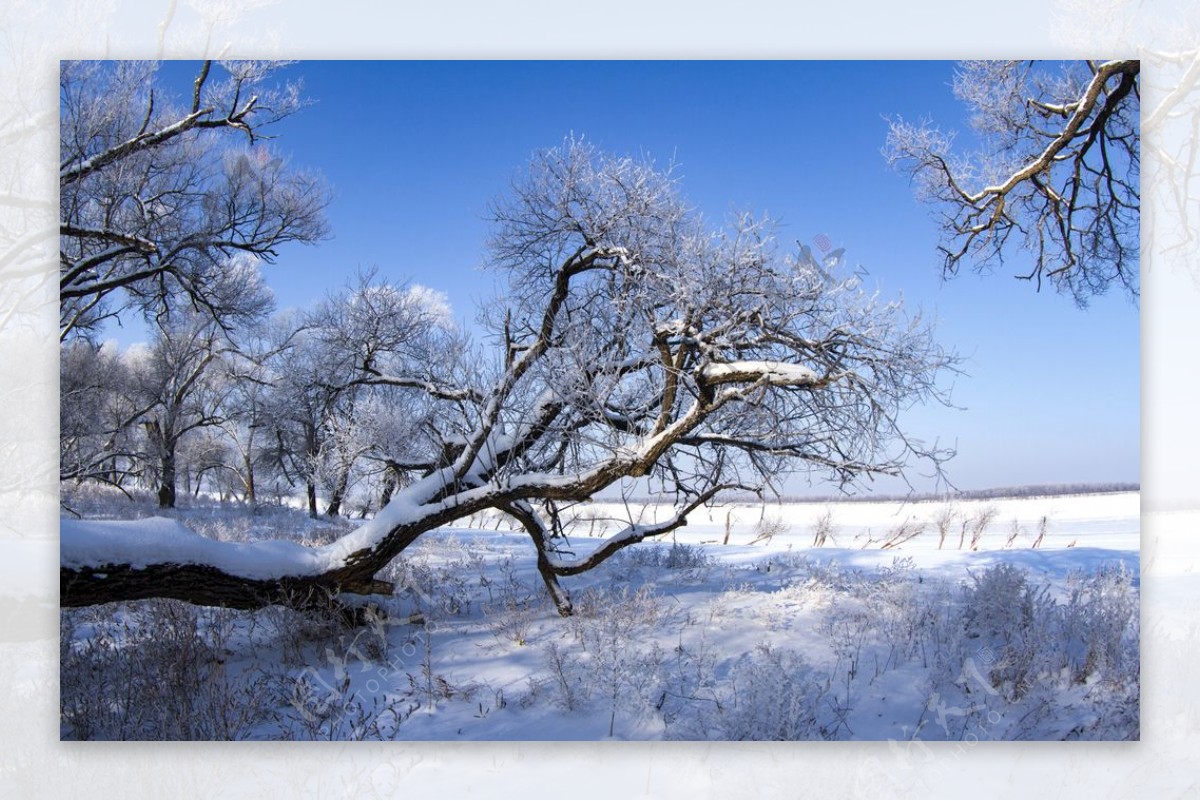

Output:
xmin=885 ymin=60 xmax=1140 ymax=306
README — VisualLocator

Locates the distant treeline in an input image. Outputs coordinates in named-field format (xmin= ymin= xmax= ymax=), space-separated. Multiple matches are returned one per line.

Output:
xmin=610 ymin=482 xmax=1140 ymax=506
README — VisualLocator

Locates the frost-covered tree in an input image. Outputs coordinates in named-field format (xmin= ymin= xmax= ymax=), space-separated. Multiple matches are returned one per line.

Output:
xmin=254 ymin=275 xmax=460 ymax=518
xmin=305 ymin=273 xmax=462 ymax=517
xmin=59 ymin=60 xmax=329 ymax=339
xmin=129 ymin=314 xmax=232 ymax=508
xmin=60 ymin=339 xmax=144 ymax=489
xmin=885 ymin=60 xmax=1139 ymax=306
xmin=208 ymin=317 xmax=300 ymax=505
xmin=256 ymin=318 xmax=339 ymax=518
xmin=62 ymin=140 xmax=956 ymax=614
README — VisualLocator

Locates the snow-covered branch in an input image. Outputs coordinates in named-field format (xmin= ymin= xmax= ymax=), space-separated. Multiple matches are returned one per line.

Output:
xmin=885 ymin=60 xmax=1139 ymax=305
xmin=59 ymin=60 xmax=329 ymax=339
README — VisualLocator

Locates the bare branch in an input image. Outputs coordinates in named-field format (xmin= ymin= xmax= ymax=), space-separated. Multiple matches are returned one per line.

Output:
xmin=885 ymin=60 xmax=1139 ymax=305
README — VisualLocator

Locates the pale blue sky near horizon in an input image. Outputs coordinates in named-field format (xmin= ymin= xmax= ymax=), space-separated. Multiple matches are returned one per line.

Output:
xmin=126 ymin=59 xmax=1139 ymax=496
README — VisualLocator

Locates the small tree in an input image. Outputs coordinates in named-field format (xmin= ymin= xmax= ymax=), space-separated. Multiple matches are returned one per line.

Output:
xmin=885 ymin=60 xmax=1139 ymax=306
xmin=256 ymin=274 xmax=459 ymax=518
xmin=210 ymin=326 xmax=277 ymax=505
xmin=62 ymin=140 xmax=957 ymax=614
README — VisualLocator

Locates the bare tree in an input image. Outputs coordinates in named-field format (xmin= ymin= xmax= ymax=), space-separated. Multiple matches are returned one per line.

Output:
xmin=60 ymin=339 xmax=145 ymax=490
xmin=129 ymin=314 xmax=232 ymax=508
xmin=885 ymin=60 xmax=1140 ymax=306
xmin=257 ymin=319 xmax=337 ymax=518
xmin=255 ymin=275 xmax=462 ymax=518
xmin=59 ymin=60 xmax=329 ymax=339
xmin=61 ymin=140 xmax=956 ymax=614
xmin=209 ymin=317 xmax=299 ymax=505
xmin=305 ymin=273 xmax=465 ymax=517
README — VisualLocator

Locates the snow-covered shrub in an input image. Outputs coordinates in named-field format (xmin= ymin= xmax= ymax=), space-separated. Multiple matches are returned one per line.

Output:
xmin=772 ymin=556 xmax=857 ymax=594
xmin=260 ymin=590 xmax=399 ymax=668
xmin=655 ymin=632 xmax=722 ymax=731
xmin=543 ymin=640 xmax=583 ymax=711
xmin=60 ymin=480 xmax=158 ymax=520
xmin=963 ymin=503 xmax=999 ymax=550
xmin=961 ymin=562 xmax=1056 ymax=700
xmin=811 ymin=508 xmax=837 ymax=547
xmin=820 ymin=601 xmax=873 ymax=699
xmin=482 ymin=558 xmax=542 ymax=646
xmin=613 ymin=542 xmax=713 ymax=570
xmin=387 ymin=552 xmax=476 ymax=618
xmin=865 ymin=558 xmax=932 ymax=673
xmin=881 ymin=518 xmax=925 ymax=549
xmin=564 ymin=585 xmax=670 ymax=735
xmin=282 ymin=651 xmax=425 ymax=741
xmin=1060 ymin=562 xmax=1139 ymax=683
xmin=671 ymin=644 xmax=833 ymax=740
xmin=934 ymin=504 xmax=958 ymax=549
xmin=750 ymin=516 xmax=788 ymax=544
xmin=916 ymin=561 xmax=1139 ymax=740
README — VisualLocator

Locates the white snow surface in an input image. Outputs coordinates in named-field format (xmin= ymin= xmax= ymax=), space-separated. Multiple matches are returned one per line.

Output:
xmin=59 ymin=489 xmax=1139 ymax=577
xmin=60 ymin=516 xmax=330 ymax=578
xmin=59 ymin=491 xmax=1140 ymax=741
xmin=60 ymin=468 xmax=441 ymax=578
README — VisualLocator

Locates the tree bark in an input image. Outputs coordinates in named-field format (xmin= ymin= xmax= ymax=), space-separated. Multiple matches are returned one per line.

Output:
xmin=325 ymin=465 xmax=350 ymax=517
xmin=306 ymin=481 xmax=318 ymax=518
xmin=60 ymin=561 xmax=394 ymax=610
xmin=379 ymin=473 xmax=396 ymax=508
xmin=243 ymin=448 xmax=257 ymax=505
xmin=157 ymin=449 xmax=177 ymax=509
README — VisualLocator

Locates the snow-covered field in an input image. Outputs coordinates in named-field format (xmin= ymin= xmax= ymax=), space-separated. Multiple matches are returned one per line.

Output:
xmin=59 ymin=490 xmax=1139 ymax=741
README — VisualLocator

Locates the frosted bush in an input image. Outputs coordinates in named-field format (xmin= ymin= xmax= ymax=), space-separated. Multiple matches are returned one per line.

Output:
xmin=750 ymin=516 xmax=788 ymax=544
xmin=60 ymin=601 xmax=282 ymax=740
xmin=1060 ymin=562 xmax=1139 ymax=683
xmin=670 ymin=644 xmax=834 ymax=740
xmin=961 ymin=562 xmax=1056 ymax=700
xmin=613 ymin=542 xmax=713 ymax=570
xmin=811 ymin=508 xmax=837 ymax=547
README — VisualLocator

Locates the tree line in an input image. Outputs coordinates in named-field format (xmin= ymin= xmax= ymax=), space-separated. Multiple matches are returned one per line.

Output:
xmin=60 ymin=272 xmax=455 ymax=518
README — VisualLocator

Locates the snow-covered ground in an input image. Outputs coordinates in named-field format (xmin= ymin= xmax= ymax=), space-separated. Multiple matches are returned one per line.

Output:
xmin=58 ymin=490 xmax=1139 ymax=741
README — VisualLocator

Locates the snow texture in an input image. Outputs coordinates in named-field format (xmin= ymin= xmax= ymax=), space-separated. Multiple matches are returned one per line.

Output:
xmin=700 ymin=360 xmax=820 ymax=386
xmin=59 ymin=491 xmax=1139 ymax=741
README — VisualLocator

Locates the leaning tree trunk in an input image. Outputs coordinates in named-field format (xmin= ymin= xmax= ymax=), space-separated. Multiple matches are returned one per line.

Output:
xmin=325 ymin=464 xmax=350 ymax=517
xmin=61 ymin=355 xmax=747 ymax=614
xmin=60 ymin=455 xmax=714 ymax=614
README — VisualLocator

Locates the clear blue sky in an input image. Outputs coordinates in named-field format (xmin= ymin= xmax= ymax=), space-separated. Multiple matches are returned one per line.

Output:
xmin=149 ymin=60 xmax=1140 ymax=495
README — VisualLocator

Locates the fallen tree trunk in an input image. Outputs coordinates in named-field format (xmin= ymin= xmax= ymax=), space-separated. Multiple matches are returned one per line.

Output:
xmin=59 ymin=468 xmax=469 ymax=610
xmin=59 ymin=513 xmax=413 ymax=610
xmin=60 ymin=561 xmax=394 ymax=610
xmin=59 ymin=470 xmax=720 ymax=613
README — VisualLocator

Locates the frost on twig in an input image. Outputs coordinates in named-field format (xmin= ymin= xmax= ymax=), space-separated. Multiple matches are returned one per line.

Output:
xmin=886 ymin=60 xmax=1140 ymax=306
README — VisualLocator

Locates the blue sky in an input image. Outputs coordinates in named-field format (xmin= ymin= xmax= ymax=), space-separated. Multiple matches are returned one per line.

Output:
xmin=149 ymin=60 xmax=1140 ymax=495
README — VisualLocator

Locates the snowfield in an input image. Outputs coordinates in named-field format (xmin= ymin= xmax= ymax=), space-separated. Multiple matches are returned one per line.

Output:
xmin=59 ymin=490 xmax=1139 ymax=741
